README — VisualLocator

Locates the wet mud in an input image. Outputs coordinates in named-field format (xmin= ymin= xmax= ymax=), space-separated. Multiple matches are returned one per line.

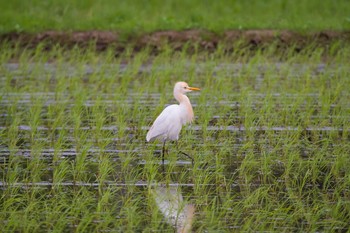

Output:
xmin=1 ymin=30 xmax=349 ymax=53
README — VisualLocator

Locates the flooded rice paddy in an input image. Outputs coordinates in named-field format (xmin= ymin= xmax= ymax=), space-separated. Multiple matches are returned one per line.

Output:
xmin=1 ymin=58 xmax=350 ymax=232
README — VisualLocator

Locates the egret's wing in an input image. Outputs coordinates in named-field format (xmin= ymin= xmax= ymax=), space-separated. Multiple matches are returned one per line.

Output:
xmin=146 ymin=105 xmax=181 ymax=142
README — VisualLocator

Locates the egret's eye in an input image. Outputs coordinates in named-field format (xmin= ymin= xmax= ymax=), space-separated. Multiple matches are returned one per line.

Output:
xmin=184 ymin=86 xmax=187 ymax=89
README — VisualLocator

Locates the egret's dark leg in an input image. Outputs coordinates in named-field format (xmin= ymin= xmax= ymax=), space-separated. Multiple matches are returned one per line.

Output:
xmin=162 ymin=140 xmax=166 ymax=172
xmin=179 ymin=151 xmax=194 ymax=165
xmin=176 ymin=141 xmax=194 ymax=165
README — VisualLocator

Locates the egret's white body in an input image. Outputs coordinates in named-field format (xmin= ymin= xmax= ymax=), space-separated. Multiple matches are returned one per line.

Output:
xmin=146 ymin=82 xmax=200 ymax=143
xmin=146 ymin=82 xmax=200 ymax=165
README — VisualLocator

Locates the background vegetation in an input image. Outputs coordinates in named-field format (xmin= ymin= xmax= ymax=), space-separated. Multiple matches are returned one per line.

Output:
xmin=0 ymin=0 xmax=349 ymax=34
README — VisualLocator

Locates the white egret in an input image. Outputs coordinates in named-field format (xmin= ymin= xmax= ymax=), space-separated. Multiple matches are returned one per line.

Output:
xmin=146 ymin=81 xmax=200 ymax=165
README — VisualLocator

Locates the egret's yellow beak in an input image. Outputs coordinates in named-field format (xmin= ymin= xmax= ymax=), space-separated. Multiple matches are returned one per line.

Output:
xmin=188 ymin=87 xmax=200 ymax=91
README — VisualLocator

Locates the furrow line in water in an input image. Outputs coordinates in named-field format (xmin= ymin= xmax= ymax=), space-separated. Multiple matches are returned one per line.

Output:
xmin=0 ymin=148 xmax=137 ymax=156
xmin=1 ymin=92 xmax=329 ymax=97
xmin=0 ymin=125 xmax=347 ymax=132
xmin=1 ymin=102 xmax=348 ymax=111
xmin=0 ymin=181 xmax=199 ymax=188
xmin=3 ymin=62 xmax=347 ymax=73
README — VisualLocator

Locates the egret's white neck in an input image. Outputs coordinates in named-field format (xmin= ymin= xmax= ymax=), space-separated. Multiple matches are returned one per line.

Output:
xmin=174 ymin=92 xmax=194 ymax=123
